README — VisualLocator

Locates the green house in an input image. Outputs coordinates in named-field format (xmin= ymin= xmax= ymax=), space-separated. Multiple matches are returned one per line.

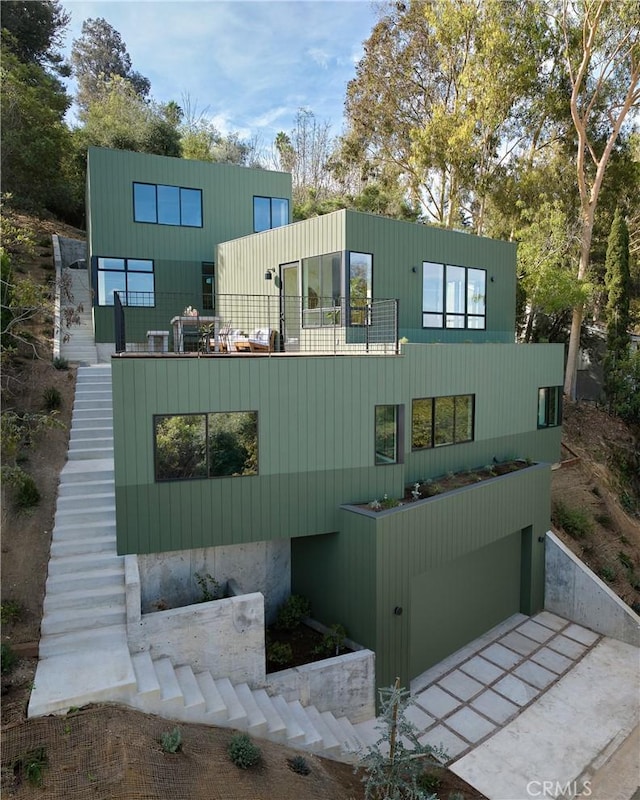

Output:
xmin=88 ymin=147 xmax=564 ymax=691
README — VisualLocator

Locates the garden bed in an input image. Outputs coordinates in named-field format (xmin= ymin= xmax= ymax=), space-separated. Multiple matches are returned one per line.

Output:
xmin=266 ymin=622 xmax=352 ymax=674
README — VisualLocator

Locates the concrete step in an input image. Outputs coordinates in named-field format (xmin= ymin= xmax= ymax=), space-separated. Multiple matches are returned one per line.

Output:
xmin=60 ymin=458 xmax=114 ymax=480
xmin=67 ymin=446 xmax=114 ymax=461
xmin=270 ymin=694 xmax=306 ymax=745
xmin=74 ymin=389 xmax=112 ymax=401
xmin=194 ymin=671 xmax=228 ymax=723
xmin=71 ymin=408 xmax=113 ymax=422
xmin=68 ymin=437 xmax=114 ymax=452
xmin=53 ymin=520 xmax=115 ymax=539
xmin=38 ymin=623 xmax=127 ymax=658
xmin=175 ymin=666 xmax=207 ymax=717
xmin=288 ymin=700 xmax=323 ymax=750
xmin=46 ymin=566 xmax=123 ymax=594
xmin=234 ymin=683 xmax=268 ymax=736
xmin=334 ymin=715 xmax=366 ymax=757
xmin=153 ymin=658 xmax=185 ymax=715
xmin=47 ymin=551 xmax=124 ymax=577
xmin=43 ymin=583 xmax=122 ymax=612
xmin=58 ymin=479 xmax=114 ymax=498
xmin=50 ymin=534 xmax=115 ymax=557
xmin=73 ymin=398 xmax=113 ymax=410
xmin=306 ymin=705 xmax=341 ymax=757
xmin=69 ymin=426 xmax=113 ymax=442
xmin=252 ymin=689 xmax=287 ymax=743
xmin=54 ymin=505 xmax=115 ymax=526
xmin=131 ymin=651 xmax=161 ymax=707
xmin=41 ymin=602 xmax=126 ymax=636
xmin=215 ymin=678 xmax=248 ymax=727
xmin=57 ymin=490 xmax=114 ymax=508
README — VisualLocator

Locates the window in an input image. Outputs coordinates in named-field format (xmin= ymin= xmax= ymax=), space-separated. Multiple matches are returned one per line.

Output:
xmin=97 ymin=257 xmax=154 ymax=306
xmin=202 ymin=262 xmax=214 ymax=311
xmin=302 ymin=252 xmax=342 ymax=327
xmin=375 ymin=404 xmax=403 ymax=465
xmin=154 ymin=411 xmax=258 ymax=482
xmin=253 ymin=196 xmax=289 ymax=232
xmin=133 ymin=182 xmax=202 ymax=227
xmin=422 ymin=263 xmax=486 ymax=329
xmin=348 ymin=252 xmax=372 ymax=326
xmin=412 ymin=395 xmax=474 ymax=449
xmin=538 ymin=387 xmax=562 ymax=428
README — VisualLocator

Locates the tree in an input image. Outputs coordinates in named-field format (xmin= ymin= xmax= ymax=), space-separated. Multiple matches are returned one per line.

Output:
xmin=71 ymin=17 xmax=150 ymax=112
xmin=603 ymin=207 xmax=632 ymax=405
xmin=1 ymin=0 xmax=70 ymax=72
xmin=556 ymin=0 xmax=640 ymax=398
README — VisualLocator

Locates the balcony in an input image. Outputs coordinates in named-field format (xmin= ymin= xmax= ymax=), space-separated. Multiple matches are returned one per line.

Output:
xmin=113 ymin=292 xmax=399 ymax=356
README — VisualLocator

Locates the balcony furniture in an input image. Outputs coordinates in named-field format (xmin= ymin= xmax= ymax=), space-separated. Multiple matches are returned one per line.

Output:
xmin=249 ymin=328 xmax=277 ymax=352
xmin=146 ymin=330 xmax=169 ymax=353
xmin=170 ymin=315 xmax=220 ymax=353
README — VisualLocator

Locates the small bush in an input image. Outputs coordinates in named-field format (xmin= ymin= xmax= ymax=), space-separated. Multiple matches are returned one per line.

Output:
xmin=417 ymin=771 xmax=441 ymax=794
xmin=287 ymin=755 xmax=311 ymax=775
xmin=313 ymin=623 xmax=347 ymax=658
xmin=275 ymin=595 xmax=311 ymax=631
xmin=13 ymin=747 xmax=47 ymax=788
xmin=227 ymin=733 xmax=261 ymax=769
xmin=552 ymin=501 xmax=593 ymax=539
xmin=1 ymin=599 xmax=23 ymax=624
xmin=194 ymin=572 xmax=220 ymax=602
xmin=1 ymin=643 xmax=17 ymax=675
xmin=42 ymin=386 xmax=62 ymax=411
xmin=618 ymin=551 xmax=634 ymax=570
xmin=599 ymin=564 xmax=617 ymax=583
xmin=52 ymin=356 xmax=68 ymax=370
xmin=267 ymin=640 xmax=292 ymax=666
xmin=3 ymin=467 xmax=41 ymax=510
xmin=595 ymin=512 xmax=613 ymax=528
xmin=160 ymin=727 xmax=182 ymax=753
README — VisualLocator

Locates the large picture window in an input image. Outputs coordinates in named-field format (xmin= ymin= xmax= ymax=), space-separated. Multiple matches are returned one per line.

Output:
xmin=375 ymin=404 xmax=403 ymax=465
xmin=133 ymin=182 xmax=202 ymax=227
xmin=348 ymin=252 xmax=372 ymax=326
xmin=154 ymin=411 xmax=258 ymax=482
xmin=302 ymin=251 xmax=342 ymax=327
xmin=537 ymin=387 xmax=562 ymax=428
xmin=412 ymin=395 xmax=475 ymax=449
xmin=253 ymin=196 xmax=289 ymax=232
xmin=422 ymin=263 xmax=486 ymax=329
xmin=97 ymin=257 xmax=154 ymax=306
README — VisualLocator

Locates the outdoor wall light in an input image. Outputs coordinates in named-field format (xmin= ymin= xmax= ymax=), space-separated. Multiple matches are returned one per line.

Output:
xmin=538 ymin=536 xmax=545 ymax=543
xmin=264 ymin=268 xmax=275 ymax=281
xmin=411 ymin=266 xmax=417 ymax=273
xmin=394 ymin=606 xmax=403 ymax=616
xmin=490 ymin=276 xmax=495 ymax=282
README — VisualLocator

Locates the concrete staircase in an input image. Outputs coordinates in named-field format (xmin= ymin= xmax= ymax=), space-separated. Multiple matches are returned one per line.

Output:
xmin=60 ymin=268 xmax=98 ymax=365
xmin=29 ymin=364 xmax=369 ymax=762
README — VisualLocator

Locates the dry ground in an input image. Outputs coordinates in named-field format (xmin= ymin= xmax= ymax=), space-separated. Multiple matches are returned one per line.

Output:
xmin=2 ymin=212 xmax=638 ymax=800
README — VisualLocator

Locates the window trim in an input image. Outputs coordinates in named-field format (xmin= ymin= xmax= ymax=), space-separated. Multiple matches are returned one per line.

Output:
xmin=422 ymin=262 xmax=486 ymax=330
xmin=375 ymin=404 xmax=404 ymax=466
xmin=253 ymin=195 xmax=290 ymax=232
xmin=133 ymin=181 xmax=203 ymax=228
xmin=537 ymin=386 xmax=562 ymax=429
xmin=411 ymin=394 xmax=475 ymax=450
xmin=94 ymin=255 xmax=155 ymax=307
xmin=347 ymin=251 xmax=373 ymax=327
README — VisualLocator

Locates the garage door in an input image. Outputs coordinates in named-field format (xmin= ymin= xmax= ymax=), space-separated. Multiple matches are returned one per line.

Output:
xmin=409 ymin=531 xmax=522 ymax=679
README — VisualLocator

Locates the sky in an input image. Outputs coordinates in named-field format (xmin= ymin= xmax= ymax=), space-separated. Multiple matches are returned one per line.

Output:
xmin=60 ymin=0 xmax=381 ymax=150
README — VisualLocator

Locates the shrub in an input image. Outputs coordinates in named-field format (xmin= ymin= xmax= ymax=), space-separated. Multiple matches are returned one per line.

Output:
xmin=194 ymin=572 xmax=220 ymax=602
xmin=13 ymin=748 xmax=47 ymax=788
xmin=52 ymin=356 xmax=68 ymax=370
xmin=1 ymin=599 xmax=23 ymax=624
xmin=313 ymin=623 xmax=347 ymax=658
xmin=42 ymin=386 xmax=62 ymax=411
xmin=275 ymin=594 xmax=311 ymax=631
xmin=618 ymin=551 xmax=634 ymax=570
xmin=552 ymin=501 xmax=593 ymax=539
xmin=1 ymin=643 xmax=17 ymax=675
xmin=287 ymin=755 xmax=311 ymax=775
xmin=3 ymin=466 xmax=40 ymax=510
xmin=599 ymin=564 xmax=617 ymax=583
xmin=267 ymin=640 xmax=292 ymax=666
xmin=160 ymin=727 xmax=182 ymax=753
xmin=227 ymin=733 xmax=261 ymax=769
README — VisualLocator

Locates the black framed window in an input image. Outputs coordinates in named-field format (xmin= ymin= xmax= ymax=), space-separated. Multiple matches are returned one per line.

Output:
xmin=202 ymin=262 xmax=214 ymax=311
xmin=412 ymin=395 xmax=475 ymax=449
xmin=348 ymin=251 xmax=372 ymax=326
xmin=422 ymin=262 xmax=486 ymax=329
xmin=301 ymin=251 xmax=342 ymax=327
xmin=133 ymin=182 xmax=202 ymax=227
xmin=537 ymin=387 xmax=562 ymax=428
xmin=375 ymin=404 xmax=403 ymax=465
xmin=154 ymin=411 xmax=258 ymax=482
xmin=253 ymin=196 xmax=289 ymax=232
xmin=97 ymin=257 xmax=154 ymax=306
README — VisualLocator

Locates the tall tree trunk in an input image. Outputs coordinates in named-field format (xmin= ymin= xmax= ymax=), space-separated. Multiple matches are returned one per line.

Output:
xmin=564 ymin=210 xmax=594 ymax=398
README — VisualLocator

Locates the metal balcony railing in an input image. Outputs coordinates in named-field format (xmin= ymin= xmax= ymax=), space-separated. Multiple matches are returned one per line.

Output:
xmin=114 ymin=292 xmax=399 ymax=355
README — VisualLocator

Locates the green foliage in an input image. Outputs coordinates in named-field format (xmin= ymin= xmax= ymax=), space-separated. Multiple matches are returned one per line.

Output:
xmin=599 ymin=564 xmax=617 ymax=583
xmin=1 ymin=599 xmax=23 ymax=624
xmin=160 ymin=727 xmax=182 ymax=754
xmin=604 ymin=351 xmax=640 ymax=426
xmin=552 ymin=501 xmax=594 ymax=539
xmin=618 ymin=551 xmax=634 ymax=571
xmin=266 ymin=640 xmax=293 ymax=666
xmin=1 ymin=1 xmax=70 ymax=70
xmin=358 ymin=681 xmax=445 ymax=800
xmin=275 ymin=595 xmax=311 ymax=631
xmin=1 ymin=409 xmax=64 ymax=465
xmin=52 ymin=356 xmax=68 ymax=370
xmin=1 ymin=642 xmax=18 ymax=675
xmin=313 ymin=623 xmax=347 ymax=658
xmin=287 ymin=755 xmax=311 ymax=775
xmin=42 ymin=386 xmax=62 ymax=411
xmin=194 ymin=572 xmax=220 ymax=602
xmin=227 ymin=733 xmax=261 ymax=770
xmin=3 ymin=465 xmax=40 ymax=509
xmin=604 ymin=207 xmax=632 ymax=405
xmin=13 ymin=747 xmax=48 ymax=788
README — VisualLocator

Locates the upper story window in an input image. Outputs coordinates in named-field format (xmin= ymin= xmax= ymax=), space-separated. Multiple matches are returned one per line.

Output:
xmin=348 ymin=252 xmax=372 ymax=326
xmin=96 ymin=256 xmax=154 ymax=306
xmin=538 ymin=387 xmax=562 ymax=428
xmin=133 ymin=182 xmax=202 ymax=227
xmin=412 ymin=395 xmax=475 ymax=449
xmin=375 ymin=404 xmax=403 ymax=465
xmin=254 ymin=196 xmax=289 ymax=232
xmin=423 ymin=262 xmax=486 ymax=329
xmin=302 ymin=251 xmax=342 ymax=327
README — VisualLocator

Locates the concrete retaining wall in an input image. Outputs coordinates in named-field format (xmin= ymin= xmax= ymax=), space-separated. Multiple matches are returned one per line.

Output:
xmin=264 ymin=648 xmax=375 ymax=723
xmin=545 ymin=530 xmax=640 ymax=647
xmin=126 ymin=556 xmax=266 ymax=684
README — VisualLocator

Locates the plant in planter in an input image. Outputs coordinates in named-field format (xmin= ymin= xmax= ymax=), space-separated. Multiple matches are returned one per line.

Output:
xmin=313 ymin=623 xmax=347 ymax=657
xmin=275 ymin=594 xmax=311 ymax=631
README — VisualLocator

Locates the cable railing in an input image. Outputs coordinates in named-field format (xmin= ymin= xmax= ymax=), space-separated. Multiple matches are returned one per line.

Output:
xmin=113 ymin=292 xmax=399 ymax=355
